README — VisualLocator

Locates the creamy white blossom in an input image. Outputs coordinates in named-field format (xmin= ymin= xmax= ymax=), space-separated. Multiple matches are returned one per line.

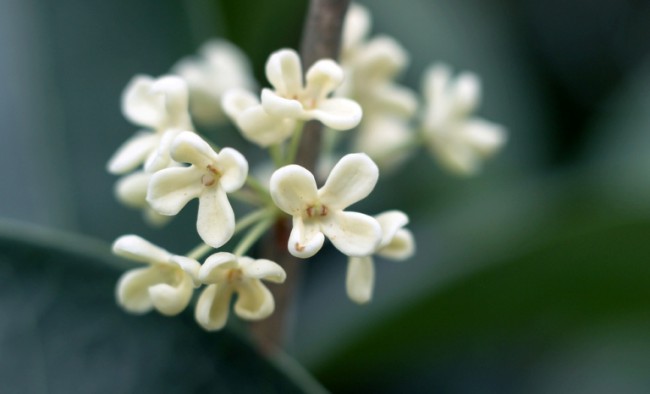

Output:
xmin=338 ymin=4 xmax=418 ymax=168
xmin=115 ymin=171 xmax=170 ymax=226
xmin=261 ymin=49 xmax=362 ymax=130
xmin=222 ymin=88 xmax=296 ymax=147
xmin=195 ymin=252 xmax=286 ymax=331
xmin=147 ymin=131 xmax=248 ymax=248
xmin=270 ymin=153 xmax=382 ymax=258
xmin=113 ymin=235 xmax=200 ymax=316
xmin=174 ymin=39 xmax=255 ymax=125
xmin=107 ymin=75 xmax=194 ymax=175
xmin=346 ymin=210 xmax=415 ymax=304
xmin=422 ymin=64 xmax=506 ymax=175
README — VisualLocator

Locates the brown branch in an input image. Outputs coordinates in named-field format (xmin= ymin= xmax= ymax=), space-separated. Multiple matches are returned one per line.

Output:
xmin=249 ymin=0 xmax=350 ymax=355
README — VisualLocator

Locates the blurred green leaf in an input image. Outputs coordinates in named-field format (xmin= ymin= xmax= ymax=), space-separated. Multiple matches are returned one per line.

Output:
xmin=313 ymin=218 xmax=650 ymax=392
xmin=0 ymin=220 xmax=325 ymax=394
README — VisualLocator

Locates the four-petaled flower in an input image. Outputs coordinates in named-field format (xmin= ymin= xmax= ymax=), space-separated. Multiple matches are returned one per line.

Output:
xmin=107 ymin=75 xmax=193 ymax=174
xmin=147 ymin=131 xmax=248 ymax=248
xmin=270 ymin=153 xmax=382 ymax=258
xmin=113 ymin=235 xmax=200 ymax=316
xmin=173 ymin=39 xmax=255 ymax=126
xmin=421 ymin=64 xmax=506 ymax=175
xmin=195 ymin=252 xmax=286 ymax=331
xmin=346 ymin=210 xmax=415 ymax=304
xmin=261 ymin=49 xmax=362 ymax=130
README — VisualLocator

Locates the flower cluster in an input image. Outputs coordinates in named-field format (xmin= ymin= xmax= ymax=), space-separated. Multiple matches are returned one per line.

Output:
xmin=335 ymin=3 xmax=507 ymax=175
xmin=107 ymin=2 xmax=506 ymax=332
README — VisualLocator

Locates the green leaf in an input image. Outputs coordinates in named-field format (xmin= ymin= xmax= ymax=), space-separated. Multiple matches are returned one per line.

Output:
xmin=0 ymin=220 xmax=325 ymax=394
xmin=311 ymin=218 xmax=650 ymax=392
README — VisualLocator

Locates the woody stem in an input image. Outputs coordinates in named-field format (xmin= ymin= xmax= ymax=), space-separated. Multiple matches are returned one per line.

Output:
xmin=249 ymin=0 xmax=350 ymax=355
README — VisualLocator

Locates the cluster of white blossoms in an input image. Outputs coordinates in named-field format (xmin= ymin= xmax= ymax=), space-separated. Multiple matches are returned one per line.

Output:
xmin=336 ymin=3 xmax=507 ymax=175
xmin=107 ymin=2 xmax=506 ymax=331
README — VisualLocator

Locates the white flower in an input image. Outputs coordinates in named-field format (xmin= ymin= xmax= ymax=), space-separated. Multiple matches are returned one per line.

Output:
xmin=270 ymin=153 xmax=382 ymax=258
xmin=338 ymin=4 xmax=417 ymax=169
xmin=195 ymin=252 xmax=286 ymax=331
xmin=107 ymin=75 xmax=194 ymax=175
xmin=222 ymin=88 xmax=296 ymax=147
xmin=261 ymin=49 xmax=362 ymax=130
xmin=114 ymin=171 xmax=171 ymax=226
xmin=173 ymin=39 xmax=255 ymax=125
xmin=147 ymin=131 xmax=248 ymax=248
xmin=347 ymin=210 xmax=415 ymax=304
xmin=112 ymin=235 xmax=200 ymax=316
xmin=421 ymin=64 xmax=506 ymax=175
xmin=354 ymin=115 xmax=413 ymax=170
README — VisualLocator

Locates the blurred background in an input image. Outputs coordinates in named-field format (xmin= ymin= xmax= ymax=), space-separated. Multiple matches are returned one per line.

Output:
xmin=2 ymin=0 xmax=650 ymax=392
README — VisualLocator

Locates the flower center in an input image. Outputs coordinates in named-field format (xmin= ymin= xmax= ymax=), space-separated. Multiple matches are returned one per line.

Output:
xmin=226 ymin=268 xmax=243 ymax=284
xmin=201 ymin=164 xmax=221 ymax=187
xmin=305 ymin=203 xmax=328 ymax=218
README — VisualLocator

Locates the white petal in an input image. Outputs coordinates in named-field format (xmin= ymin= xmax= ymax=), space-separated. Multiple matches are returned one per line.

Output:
xmin=115 ymin=171 xmax=149 ymax=208
xmin=170 ymin=131 xmax=218 ymax=168
xmin=197 ymin=187 xmax=235 ymax=248
xmin=241 ymin=258 xmax=286 ymax=283
xmin=288 ymin=216 xmax=325 ymax=258
xmin=195 ymin=284 xmax=233 ymax=331
xmin=342 ymin=3 xmax=371 ymax=52
xmin=319 ymin=153 xmax=378 ymax=210
xmin=148 ymin=273 xmax=194 ymax=316
xmin=452 ymin=72 xmax=481 ymax=116
xmin=430 ymin=141 xmax=480 ymax=176
xmin=222 ymin=88 xmax=259 ymax=119
xmin=199 ymin=252 xmax=238 ymax=284
xmin=370 ymin=84 xmax=418 ymax=117
xmin=303 ymin=59 xmax=344 ymax=101
xmin=107 ymin=131 xmax=158 ymax=174
xmin=235 ymin=105 xmax=296 ymax=147
xmin=462 ymin=119 xmax=506 ymax=157
xmin=379 ymin=228 xmax=415 ymax=260
xmin=265 ymin=49 xmax=303 ymax=96
xmin=270 ymin=164 xmax=318 ymax=215
xmin=375 ymin=210 xmax=409 ymax=249
xmin=150 ymin=75 xmax=192 ymax=129
xmin=321 ymin=211 xmax=381 ymax=257
xmin=216 ymin=148 xmax=248 ymax=193
xmin=309 ymin=97 xmax=362 ymax=130
xmin=261 ymin=88 xmax=305 ymax=119
xmin=143 ymin=128 xmax=183 ymax=173
xmin=147 ymin=166 xmax=203 ymax=215
xmin=121 ymin=75 xmax=165 ymax=128
xmin=112 ymin=234 xmax=171 ymax=264
xmin=423 ymin=63 xmax=451 ymax=106
xmin=116 ymin=266 xmax=166 ymax=314
xmin=346 ymin=256 xmax=374 ymax=304
xmin=354 ymin=115 xmax=413 ymax=170
xmin=170 ymin=256 xmax=202 ymax=286
xmin=355 ymin=35 xmax=409 ymax=80
xmin=233 ymin=280 xmax=274 ymax=320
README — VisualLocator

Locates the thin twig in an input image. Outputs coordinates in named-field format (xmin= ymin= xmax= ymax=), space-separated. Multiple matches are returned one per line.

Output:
xmin=249 ymin=0 xmax=350 ymax=355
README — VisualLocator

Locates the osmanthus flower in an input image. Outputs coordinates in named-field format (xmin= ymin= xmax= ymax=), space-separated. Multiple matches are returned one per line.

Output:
xmin=261 ymin=49 xmax=362 ymax=130
xmin=147 ymin=131 xmax=248 ymax=248
xmin=421 ymin=64 xmax=506 ymax=175
xmin=112 ymin=235 xmax=200 ymax=316
xmin=338 ymin=3 xmax=418 ymax=169
xmin=270 ymin=153 xmax=382 ymax=259
xmin=114 ymin=170 xmax=170 ymax=227
xmin=107 ymin=75 xmax=194 ymax=175
xmin=173 ymin=39 xmax=255 ymax=125
xmin=346 ymin=210 xmax=415 ymax=304
xmin=222 ymin=88 xmax=296 ymax=147
xmin=194 ymin=252 xmax=286 ymax=331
